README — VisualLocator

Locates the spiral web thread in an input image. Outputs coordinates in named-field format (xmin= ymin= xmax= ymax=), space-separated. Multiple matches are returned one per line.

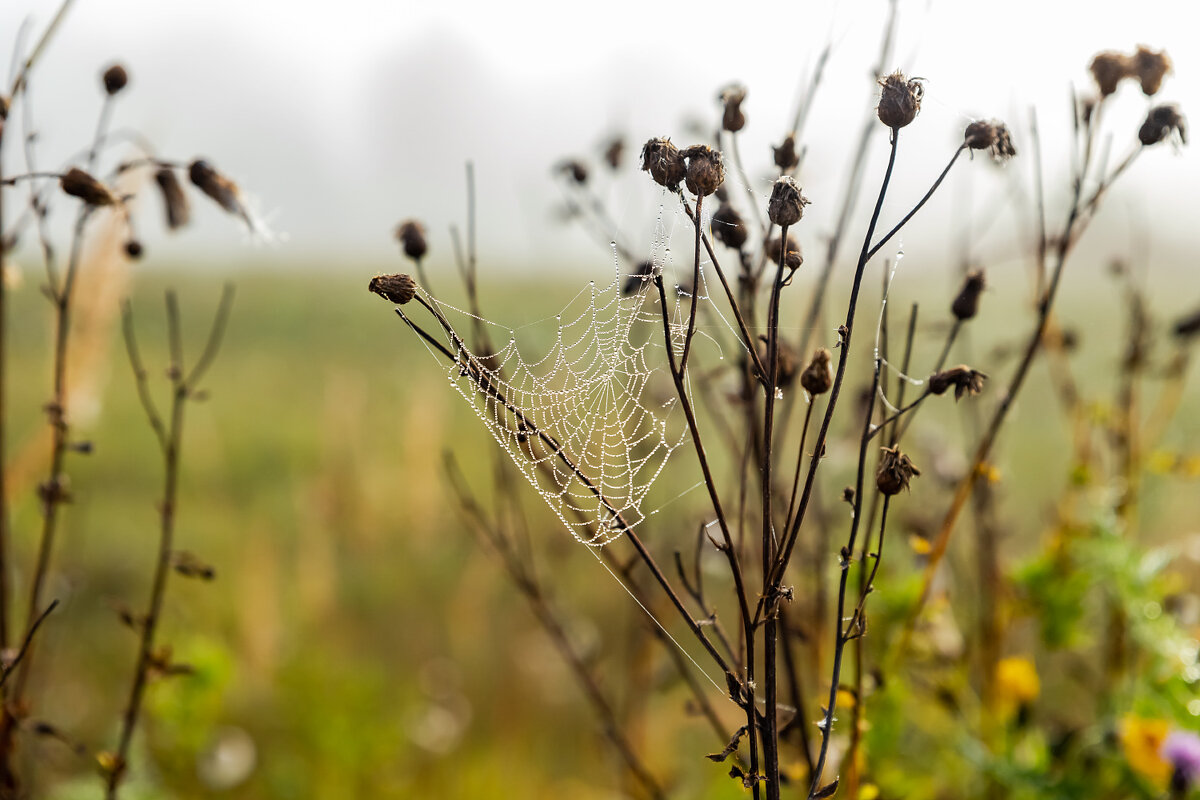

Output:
xmin=418 ymin=259 xmax=702 ymax=547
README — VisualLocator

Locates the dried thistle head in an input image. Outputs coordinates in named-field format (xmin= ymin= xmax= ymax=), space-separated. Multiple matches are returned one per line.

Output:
xmin=719 ymin=85 xmax=747 ymax=133
xmin=711 ymin=203 xmax=748 ymax=250
xmin=1138 ymin=104 xmax=1187 ymax=146
xmin=799 ymin=347 xmax=834 ymax=396
xmin=557 ymin=159 xmax=588 ymax=185
xmin=188 ymin=159 xmax=243 ymax=217
xmin=681 ymin=144 xmax=725 ymax=197
xmin=877 ymin=70 xmax=923 ymax=129
xmin=603 ymin=136 xmax=624 ymax=170
xmin=1090 ymin=51 xmax=1130 ymax=97
xmin=766 ymin=176 xmax=809 ymax=227
xmin=123 ymin=240 xmax=143 ymax=259
xmin=395 ymin=220 xmax=428 ymax=261
xmin=755 ymin=336 xmax=798 ymax=387
xmin=1131 ymin=45 xmax=1171 ymax=96
xmin=876 ymin=446 xmax=920 ymax=496
xmin=154 ymin=167 xmax=191 ymax=230
xmin=928 ymin=365 xmax=987 ymax=400
xmin=59 ymin=167 xmax=118 ymax=207
xmin=766 ymin=234 xmax=802 ymax=270
xmin=964 ymin=120 xmax=1016 ymax=162
xmin=640 ymin=137 xmax=687 ymax=192
xmin=102 ymin=64 xmax=128 ymax=96
xmin=951 ymin=269 xmax=986 ymax=321
xmin=369 ymin=273 xmax=417 ymax=305
xmin=773 ymin=133 xmax=798 ymax=171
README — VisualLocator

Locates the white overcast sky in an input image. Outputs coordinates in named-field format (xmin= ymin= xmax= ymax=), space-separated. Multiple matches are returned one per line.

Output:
xmin=1 ymin=0 xmax=1196 ymax=275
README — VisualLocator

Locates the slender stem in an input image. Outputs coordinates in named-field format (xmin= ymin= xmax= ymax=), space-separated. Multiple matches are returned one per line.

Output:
xmin=0 ymin=601 xmax=57 ymax=690
xmin=782 ymin=401 xmax=816 ymax=543
xmin=866 ymin=144 xmax=966 ymax=262
xmin=729 ymin=132 xmax=764 ymax=233
xmin=679 ymin=194 xmax=704 ymax=374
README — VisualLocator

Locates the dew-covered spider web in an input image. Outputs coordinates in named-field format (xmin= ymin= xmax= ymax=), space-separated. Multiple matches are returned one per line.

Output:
xmin=408 ymin=248 xmax=720 ymax=547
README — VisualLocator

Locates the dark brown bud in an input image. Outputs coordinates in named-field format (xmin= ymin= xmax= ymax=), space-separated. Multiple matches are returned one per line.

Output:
xmin=188 ymin=159 xmax=243 ymax=216
xmin=1138 ymin=104 xmax=1187 ymax=146
xmin=172 ymin=550 xmax=217 ymax=580
xmin=59 ymin=167 xmax=118 ymax=206
xmin=800 ymin=347 xmax=834 ymax=395
xmin=622 ymin=260 xmax=655 ymax=295
xmin=877 ymin=70 xmax=923 ymax=129
xmin=640 ymin=137 xmax=687 ymax=192
xmin=1131 ymin=45 xmax=1171 ymax=96
xmin=766 ymin=234 xmax=802 ymax=270
xmin=767 ymin=176 xmax=809 ymax=227
xmin=603 ymin=136 xmax=624 ymax=170
xmin=951 ymin=269 xmax=986 ymax=320
xmin=773 ymin=134 xmax=798 ymax=171
xmin=154 ymin=167 xmax=190 ymax=230
xmin=719 ymin=85 xmax=747 ymax=133
xmin=964 ymin=121 xmax=1016 ymax=161
xmin=395 ymin=220 xmax=428 ymax=261
xmin=842 ymin=486 xmax=855 ymax=504
xmin=1090 ymin=51 xmax=1130 ymax=97
xmin=557 ymin=159 xmax=588 ymax=185
xmin=681 ymin=144 xmax=725 ymax=197
xmin=123 ymin=240 xmax=143 ymax=259
xmin=369 ymin=273 xmax=417 ymax=305
xmin=755 ymin=336 xmax=798 ymax=388
xmin=711 ymin=203 xmax=748 ymax=250
xmin=1173 ymin=307 xmax=1200 ymax=339
xmin=928 ymin=365 xmax=987 ymax=400
xmin=102 ymin=64 xmax=128 ymax=96
xmin=876 ymin=446 xmax=920 ymax=496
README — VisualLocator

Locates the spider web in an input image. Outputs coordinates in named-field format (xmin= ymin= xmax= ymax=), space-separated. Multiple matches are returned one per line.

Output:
xmin=412 ymin=252 xmax=710 ymax=547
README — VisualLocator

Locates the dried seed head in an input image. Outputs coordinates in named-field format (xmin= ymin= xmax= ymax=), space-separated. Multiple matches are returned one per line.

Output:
xmin=188 ymin=159 xmax=243 ymax=216
xmin=1173 ymin=307 xmax=1200 ymax=340
xmin=928 ymin=365 xmax=987 ymax=400
xmin=719 ymin=85 xmax=747 ymax=133
xmin=964 ymin=120 xmax=1017 ymax=161
xmin=766 ymin=234 xmax=802 ymax=270
xmin=876 ymin=70 xmax=923 ymax=129
xmin=800 ymin=347 xmax=834 ymax=395
xmin=1131 ymin=45 xmax=1171 ymax=96
xmin=681 ymin=144 xmax=725 ymax=197
xmin=773 ymin=133 xmax=798 ymax=171
xmin=1138 ymin=104 xmax=1187 ymax=146
xmin=622 ymin=260 xmax=656 ymax=295
xmin=558 ymin=159 xmax=588 ymax=185
xmin=1089 ymin=51 xmax=1130 ymax=97
xmin=755 ymin=336 xmax=798 ymax=388
xmin=369 ymin=273 xmax=417 ymax=305
xmin=59 ymin=167 xmax=118 ymax=207
xmin=876 ymin=446 xmax=920 ymax=496
xmin=395 ymin=220 xmax=428 ymax=261
xmin=640 ymin=137 xmax=687 ymax=192
xmin=951 ymin=269 xmax=986 ymax=320
xmin=711 ymin=203 xmax=748 ymax=250
xmin=154 ymin=167 xmax=191 ymax=230
xmin=766 ymin=176 xmax=809 ymax=227
xmin=123 ymin=240 xmax=143 ymax=259
xmin=102 ymin=64 xmax=128 ymax=96
xmin=603 ymin=136 xmax=624 ymax=170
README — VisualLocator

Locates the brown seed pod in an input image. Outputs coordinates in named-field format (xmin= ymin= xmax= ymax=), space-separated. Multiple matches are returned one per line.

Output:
xmin=154 ymin=168 xmax=191 ymax=230
xmin=640 ymin=137 xmax=687 ymax=192
xmin=395 ymin=220 xmax=428 ymax=261
xmin=876 ymin=70 xmax=923 ymax=129
xmin=59 ymin=167 xmax=118 ymax=207
xmin=755 ymin=336 xmax=798 ymax=388
xmin=368 ymin=273 xmax=417 ymax=305
xmin=123 ymin=240 xmax=143 ymax=259
xmin=951 ymin=269 xmax=986 ymax=320
xmin=1173 ymin=307 xmax=1200 ymax=339
xmin=681 ymin=144 xmax=725 ymax=197
xmin=773 ymin=133 xmax=798 ymax=171
xmin=188 ymin=159 xmax=243 ymax=216
xmin=1131 ymin=45 xmax=1171 ymax=96
xmin=557 ymin=159 xmax=588 ymax=185
xmin=603 ymin=136 xmax=624 ymax=170
xmin=799 ymin=347 xmax=834 ymax=396
xmin=102 ymin=64 xmax=128 ymax=96
xmin=1089 ymin=51 xmax=1130 ymax=97
xmin=928 ymin=365 xmax=987 ymax=400
xmin=711 ymin=203 xmax=748 ymax=250
xmin=766 ymin=176 xmax=809 ymax=227
xmin=876 ymin=446 xmax=920 ymax=496
xmin=719 ymin=85 xmax=747 ymax=133
xmin=766 ymin=234 xmax=802 ymax=270
xmin=1138 ymin=104 xmax=1187 ymax=146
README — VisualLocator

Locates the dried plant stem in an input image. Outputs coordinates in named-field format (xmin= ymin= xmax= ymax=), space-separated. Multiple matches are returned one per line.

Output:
xmin=866 ymin=144 xmax=966 ymax=263
xmin=679 ymin=195 xmax=704 ymax=374
xmin=0 ymin=601 xmax=57 ymax=690
xmin=728 ymin=132 xmax=764 ymax=234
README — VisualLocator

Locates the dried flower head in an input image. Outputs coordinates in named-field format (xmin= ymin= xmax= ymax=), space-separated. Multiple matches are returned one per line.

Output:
xmin=395 ymin=220 xmax=428 ymax=261
xmin=773 ymin=133 xmax=798 ymax=171
xmin=711 ymin=203 xmax=748 ymax=250
xmin=877 ymin=70 xmax=923 ymax=129
xmin=928 ymin=365 xmax=987 ymax=400
xmin=766 ymin=176 xmax=809 ymax=227
xmin=123 ymin=240 xmax=143 ymax=259
xmin=557 ymin=159 xmax=588 ymax=185
xmin=603 ymin=136 xmax=624 ymax=170
xmin=369 ymin=273 xmax=417 ymax=305
xmin=640 ymin=137 xmax=687 ymax=192
xmin=681 ymin=144 xmax=725 ymax=197
xmin=719 ymin=85 xmax=747 ymax=133
xmin=1138 ymin=104 xmax=1187 ymax=146
xmin=102 ymin=64 xmax=128 ymax=96
xmin=1172 ymin=306 xmax=1200 ymax=339
xmin=876 ymin=446 xmax=920 ymax=496
xmin=1090 ymin=51 xmax=1131 ymax=97
xmin=1131 ymin=45 xmax=1172 ymax=96
xmin=59 ymin=167 xmax=118 ymax=207
xmin=755 ymin=336 xmax=798 ymax=387
xmin=964 ymin=121 xmax=1016 ymax=161
xmin=800 ymin=347 xmax=834 ymax=395
xmin=622 ymin=260 xmax=656 ymax=295
xmin=154 ymin=167 xmax=190 ymax=230
xmin=951 ymin=269 xmax=986 ymax=320
xmin=766 ymin=234 xmax=802 ymax=270
xmin=188 ymin=159 xmax=244 ymax=218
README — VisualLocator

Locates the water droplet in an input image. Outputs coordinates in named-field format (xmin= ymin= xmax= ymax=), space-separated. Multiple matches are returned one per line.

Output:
xmin=775 ymin=388 xmax=784 ymax=401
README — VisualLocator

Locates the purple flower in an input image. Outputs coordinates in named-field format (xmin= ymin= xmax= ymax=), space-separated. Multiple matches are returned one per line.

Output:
xmin=1163 ymin=730 xmax=1200 ymax=789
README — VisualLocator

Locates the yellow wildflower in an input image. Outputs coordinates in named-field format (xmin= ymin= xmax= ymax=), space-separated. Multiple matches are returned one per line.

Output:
xmin=993 ymin=656 xmax=1040 ymax=720
xmin=1119 ymin=715 xmax=1171 ymax=787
